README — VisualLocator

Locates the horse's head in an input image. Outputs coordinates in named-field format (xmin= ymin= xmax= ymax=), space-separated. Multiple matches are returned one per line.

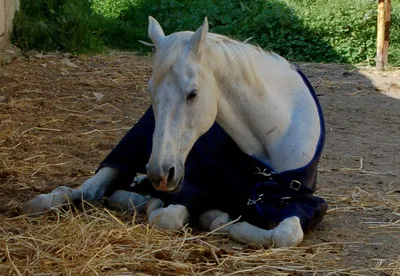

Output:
xmin=145 ymin=17 xmax=218 ymax=192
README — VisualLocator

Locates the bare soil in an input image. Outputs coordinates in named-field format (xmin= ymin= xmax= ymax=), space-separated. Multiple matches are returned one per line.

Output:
xmin=0 ymin=52 xmax=399 ymax=275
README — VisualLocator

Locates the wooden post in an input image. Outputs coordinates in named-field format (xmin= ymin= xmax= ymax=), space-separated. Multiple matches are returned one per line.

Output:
xmin=383 ymin=0 xmax=391 ymax=66
xmin=376 ymin=0 xmax=391 ymax=70
xmin=376 ymin=0 xmax=386 ymax=69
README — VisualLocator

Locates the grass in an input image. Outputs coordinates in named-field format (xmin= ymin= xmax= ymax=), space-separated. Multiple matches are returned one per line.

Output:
xmin=10 ymin=0 xmax=400 ymax=67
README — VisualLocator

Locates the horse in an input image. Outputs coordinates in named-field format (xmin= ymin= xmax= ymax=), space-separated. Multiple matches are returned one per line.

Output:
xmin=21 ymin=17 xmax=327 ymax=248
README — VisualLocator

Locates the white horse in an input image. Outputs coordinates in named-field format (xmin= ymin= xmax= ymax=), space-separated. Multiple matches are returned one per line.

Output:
xmin=21 ymin=17 xmax=325 ymax=248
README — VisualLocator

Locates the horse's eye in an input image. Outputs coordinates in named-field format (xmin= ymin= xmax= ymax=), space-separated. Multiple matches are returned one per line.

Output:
xmin=187 ymin=89 xmax=198 ymax=102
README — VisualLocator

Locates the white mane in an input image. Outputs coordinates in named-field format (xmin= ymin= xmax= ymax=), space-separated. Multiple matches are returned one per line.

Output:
xmin=152 ymin=31 xmax=294 ymax=92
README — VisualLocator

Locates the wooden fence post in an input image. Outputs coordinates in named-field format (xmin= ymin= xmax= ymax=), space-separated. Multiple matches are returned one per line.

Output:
xmin=376 ymin=0 xmax=391 ymax=70
xmin=383 ymin=0 xmax=391 ymax=66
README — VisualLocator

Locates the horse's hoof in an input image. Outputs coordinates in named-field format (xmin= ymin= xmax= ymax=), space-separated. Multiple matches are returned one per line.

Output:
xmin=148 ymin=204 xmax=189 ymax=230
xmin=198 ymin=209 xmax=231 ymax=232
xmin=20 ymin=186 xmax=79 ymax=215
xmin=271 ymin=216 xmax=304 ymax=247
xmin=20 ymin=194 xmax=57 ymax=215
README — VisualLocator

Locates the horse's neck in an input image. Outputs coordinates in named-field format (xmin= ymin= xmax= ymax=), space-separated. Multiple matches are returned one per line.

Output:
xmin=214 ymin=60 xmax=321 ymax=173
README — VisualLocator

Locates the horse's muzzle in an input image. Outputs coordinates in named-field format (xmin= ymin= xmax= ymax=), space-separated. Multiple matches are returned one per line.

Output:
xmin=146 ymin=164 xmax=184 ymax=192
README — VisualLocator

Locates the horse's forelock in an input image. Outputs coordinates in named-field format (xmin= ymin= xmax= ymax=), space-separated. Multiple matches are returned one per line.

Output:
xmin=151 ymin=31 xmax=290 ymax=91
xmin=152 ymin=33 xmax=192 ymax=87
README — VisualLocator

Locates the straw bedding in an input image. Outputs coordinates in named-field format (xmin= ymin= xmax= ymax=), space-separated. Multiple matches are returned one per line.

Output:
xmin=0 ymin=51 xmax=399 ymax=275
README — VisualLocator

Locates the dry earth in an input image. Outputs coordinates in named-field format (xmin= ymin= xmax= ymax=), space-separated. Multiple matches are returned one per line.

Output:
xmin=0 ymin=51 xmax=399 ymax=275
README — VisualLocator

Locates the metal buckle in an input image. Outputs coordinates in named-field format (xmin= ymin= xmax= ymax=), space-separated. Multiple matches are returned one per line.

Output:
xmin=289 ymin=180 xmax=302 ymax=191
xmin=255 ymin=168 xmax=276 ymax=180
xmin=280 ymin=196 xmax=292 ymax=206
xmin=247 ymin=194 xmax=264 ymax=206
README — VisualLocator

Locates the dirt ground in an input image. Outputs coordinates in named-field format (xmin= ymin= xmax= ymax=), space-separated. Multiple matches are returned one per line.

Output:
xmin=0 ymin=51 xmax=399 ymax=275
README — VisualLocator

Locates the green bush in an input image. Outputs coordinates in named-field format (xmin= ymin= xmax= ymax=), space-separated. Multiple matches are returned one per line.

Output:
xmin=118 ymin=0 xmax=342 ymax=62
xmin=388 ymin=2 xmax=400 ymax=66
xmin=12 ymin=0 xmax=106 ymax=53
xmin=11 ymin=0 xmax=400 ymax=66
xmin=290 ymin=0 xmax=379 ymax=64
xmin=91 ymin=0 xmax=139 ymax=19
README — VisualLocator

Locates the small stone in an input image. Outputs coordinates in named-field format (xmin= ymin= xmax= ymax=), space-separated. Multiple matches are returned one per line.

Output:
xmin=0 ymin=55 xmax=13 ymax=65
xmin=61 ymin=58 xmax=78 ymax=68
xmin=95 ymin=119 xmax=107 ymax=125
xmin=23 ymin=50 xmax=39 ymax=58
xmin=0 ymin=96 xmax=6 ymax=102
xmin=4 ymin=50 xmax=15 ymax=55
xmin=93 ymin=92 xmax=104 ymax=101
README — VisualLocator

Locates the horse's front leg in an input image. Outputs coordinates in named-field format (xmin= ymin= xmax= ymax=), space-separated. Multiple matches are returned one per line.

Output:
xmin=199 ymin=210 xmax=303 ymax=248
xmin=145 ymin=198 xmax=190 ymax=230
xmin=229 ymin=217 xmax=304 ymax=247
xmin=21 ymin=167 xmax=120 ymax=214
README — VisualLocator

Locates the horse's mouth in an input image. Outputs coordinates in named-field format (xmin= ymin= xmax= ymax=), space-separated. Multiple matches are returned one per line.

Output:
xmin=169 ymin=173 xmax=184 ymax=193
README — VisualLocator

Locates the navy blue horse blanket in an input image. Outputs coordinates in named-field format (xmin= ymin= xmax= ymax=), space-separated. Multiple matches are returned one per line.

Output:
xmin=98 ymin=67 xmax=328 ymax=232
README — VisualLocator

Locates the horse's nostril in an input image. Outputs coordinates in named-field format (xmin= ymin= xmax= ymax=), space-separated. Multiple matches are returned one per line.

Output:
xmin=167 ymin=167 xmax=175 ymax=182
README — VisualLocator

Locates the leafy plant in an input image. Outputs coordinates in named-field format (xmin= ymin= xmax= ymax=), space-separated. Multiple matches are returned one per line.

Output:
xmin=12 ymin=0 xmax=106 ymax=53
xmin=91 ymin=0 xmax=139 ymax=19
xmin=291 ymin=0 xmax=379 ymax=64
xmin=11 ymin=0 xmax=400 ymax=66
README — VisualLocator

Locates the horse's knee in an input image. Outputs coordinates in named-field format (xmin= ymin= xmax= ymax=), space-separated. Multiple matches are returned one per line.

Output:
xmin=148 ymin=204 xmax=189 ymax=230
xmin=271 ymin=216 xmax=304 ymax=247
xmin=78 ymin=167 xmax=120 ymax=202
xmin=107 ymin=190 xmax=150 ymax=213
xmin=198 ymin=209 xmax=231 ymax=232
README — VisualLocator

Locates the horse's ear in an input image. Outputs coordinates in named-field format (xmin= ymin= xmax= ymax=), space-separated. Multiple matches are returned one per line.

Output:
xmin=148 ymin=16 xmax=165 ymax=48
xmin=189 ymin=17 xmax=209 ymax=57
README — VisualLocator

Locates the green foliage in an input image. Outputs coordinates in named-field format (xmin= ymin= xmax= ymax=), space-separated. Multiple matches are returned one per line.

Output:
xmin=12 ymin=0 xmax=106 ymax=53
xmin=118 ymin=0 xmax=342 ymax=62
xmin=240 ymin=0 xmax=341 ymax=62
xmin=91 ymin=0 xmax=138 ymax=19
xmin=388 ymin=1 xmax=400 ymax=67
xmin=11 ymin=0 xmax=400 ymax=66
xmin=290 ymin=0 xmax=379 ymax=64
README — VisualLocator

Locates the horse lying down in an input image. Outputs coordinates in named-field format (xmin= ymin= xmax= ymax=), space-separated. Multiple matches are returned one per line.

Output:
xmin=21 ymin=17 xmax=328 ymax=248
